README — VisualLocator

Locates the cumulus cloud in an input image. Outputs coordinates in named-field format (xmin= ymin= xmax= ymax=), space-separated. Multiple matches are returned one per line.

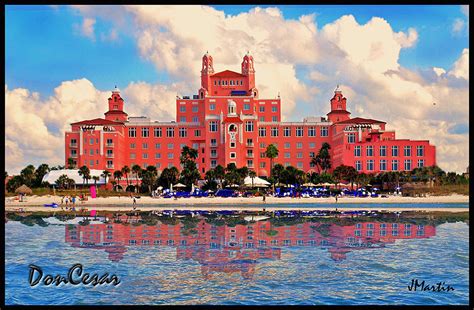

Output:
xmin=452 ymin=18 xmax=466 ymax=34
xmin=77 ymin=17 xmax=96 ymax=40
xmin=448 ymin=48 xmax=469 ymax=80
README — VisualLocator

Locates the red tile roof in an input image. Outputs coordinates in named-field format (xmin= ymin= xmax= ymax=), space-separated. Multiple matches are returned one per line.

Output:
xmin=71 ymin=118 xmax=124 ymax=126
xmin=335 ymin=117 xmax=386 ymax=125
xmin=212 ymin=70 xmax=246 ymax=78
xmin=223 ymin=116 xmax=243 ymax=123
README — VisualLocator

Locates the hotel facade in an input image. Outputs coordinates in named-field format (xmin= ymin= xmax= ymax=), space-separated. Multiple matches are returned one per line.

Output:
xmin=65 ymin=52 xmax=436 ymax=177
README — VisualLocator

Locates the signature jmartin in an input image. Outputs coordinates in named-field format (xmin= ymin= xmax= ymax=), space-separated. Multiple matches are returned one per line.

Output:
xmin=408 ymin=279 xmax=454 ymax=292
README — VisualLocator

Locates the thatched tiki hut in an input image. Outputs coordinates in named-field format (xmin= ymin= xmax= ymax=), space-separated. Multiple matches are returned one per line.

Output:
xmin=15 ymin=184 xmax=33 ymax=195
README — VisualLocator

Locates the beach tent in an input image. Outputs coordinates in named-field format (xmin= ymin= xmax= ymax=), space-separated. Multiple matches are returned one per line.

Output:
xmin=15 ymin=184 xmax=33 ymax=195
xmin=244 ymin=176 xmax=270 ymax=187
xmin=174 ymin=183 xmax=186 ymax=188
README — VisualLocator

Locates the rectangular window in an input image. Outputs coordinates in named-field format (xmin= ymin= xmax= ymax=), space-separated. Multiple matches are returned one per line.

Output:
xmin=155 ymin=153 xmax=161 ymax=159
xmin=142 ymin=143 xmax=148 ymax=149
xmin=180 ymin=106 xmax=186 ymax=112
xmin=130 ymin=143 xmax=136 ymax=149
xmin=284 ymin=152 xmax=290 ymax=158
xmin=247 ymin=160 xmax=254 ymax=168
xmin=209 ymin=103 xmax=216 ymax=110
xmin=211 ymin=149 xmax=217 ymax=158
xmin=211 ymin=160 xmax=217 ymax=168
xmin=272 ymin=116 xmax=278 ymax=122
xmin=404 ymin=159 xmax=412 ymax=171
xmin=89 ymin=149 xmax=94 ymax=155
xmin=380 ymin=160 xmax=387 ymax=171
xmin=247 ymin=139 xmax=253 ymax=147
xmin=283 ymin=127 xmax=291 ymax=137
xmin=89 ymin=138 xmax=94 ymax=145
xmin=355 ymin=161 xmax=362 ymax=171
xmin=260 ymin=142 xmax=266 ymax=149
xmin=168 ymin=143 xmax=174 ymax=149
xmin=309 ymin=142 xmax=315 ymax=148
xmin=179 ymin=128 xmax=187 ymax=138
xmin=308 ymin=127 xmax=316 ymax=137
xmin=297 ymin=152 xmax=303 ymax=158
xmin=192 ymin=116 xmax=198 ymax=123
xmin=417 ymin=159 xmax=424 ymax=168
xmin=245 ymin=121 xmax=254 ymax=132
xmin=366 ymin=146 xmax=373 ymax=156
xmin=272 ymin=106 xmax=277 ymax=112
xmin=259 ymin=116 xmax=265 ymax=122
xmin=141 ymin=127 xmax=149 ymax=137
xmin=309 ymin=151 xmax=315 ymax=158
xmin=230 ymin=152 xmax=236 ymax=159
xmin=192 ymin=106 xmax=198 ymax=113
xmin=260 ymin=152 xmax=266 ymax=158
xmin=380 ymin=145 xmax=387 ymax=156
xmin=106 ymin=150 xmax=113 ymax=157
xmin=259 ymin=127 xmax=266 ymax=137
xmin=404 ymin=146 xmax=411 ymax=156
xmin=194 ymin=129 xmax=201 ymax=137
xmin=244 ymin=103 xmax=250 ymax=110
xmin=296 ymin=142 xmax=302 ymax=149
xmin=296 ymin=127 xmax=303 ymax=137
xmin=168 ymin=153 xmax=174 ymax=159
xmin=284 ymin=142 xmax=290 ymax=149
xmin=367 ymin=159 xmax=374 ymax=171
xmin=260 ymin=162 xmax=266 ymax=168
xmin=166 ymin=127 xmax=174 ymax=137
xmin=347 ymin=133 xmax=356 ymax=143
xmin=143 ymin=153 xmax=148 ymax=159
xmin=155 ymin=143 xmax=161 ymax=149
xmin=210 ymin=139 xmax=217 ymax=147
xmin=106 ymin=138 xmax=113 ymax=146
xmin=130 ymin=153 xmax=136 ymax=159
xmin=416 ymin=145 xmax=424 ymax=157
xmin=180 ymin=116 xmax=186 ymax=122
xmin=297 ymin=162 xmax=303 ymax=169
xmin=209 ymin=121 xmax=218 ymax=132
xmin=154 ymin=128 xmax=162 ymax=137
xmin=392 ymin=146 xmax=399 ymax=156
xmin=354 ymin=145 xmax=361 ymax=157
xmin=128 ymin=127 xmax=136 ymax=137
xmin=259 ymin=106 xmax=265 ymax=112
xmin=392 ymin=160 xmax=399 ymax=171
xmin=320 ymin=127 xmax=328 ymax=137
xmin=271 ymin=127 xmax=279 ymax=137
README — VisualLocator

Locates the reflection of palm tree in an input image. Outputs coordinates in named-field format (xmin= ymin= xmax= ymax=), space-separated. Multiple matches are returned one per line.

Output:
xmin=121 ymin=166 xmax=131 ymax=189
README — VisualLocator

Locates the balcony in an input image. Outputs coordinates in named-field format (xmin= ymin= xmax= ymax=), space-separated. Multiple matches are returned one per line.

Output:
xmin=70 ymin=143 xmax=78 ymax=148
xmin=106 ymin=165 xmax=114 ymax=169
xmin=106 ymin=154 xmax=114 ymax=158
xmin=106 ymin=143 xmax=114 ymax=147
xmin=246 ymin=153 xmax=254 ymax=158
xmin=210 ymin=153 xmax=218 ymax=158
xmin=70 ymin=154 xmax=78 ymax=158
xmin=246 ymin=143 xmax=254 ymax=147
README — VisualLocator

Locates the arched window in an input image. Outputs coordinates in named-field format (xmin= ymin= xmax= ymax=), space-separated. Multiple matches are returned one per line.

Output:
xmin=200 ymin=91 xmax=204 ymax=99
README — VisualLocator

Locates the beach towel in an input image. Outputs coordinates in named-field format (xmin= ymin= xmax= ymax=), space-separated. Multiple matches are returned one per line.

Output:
xmin=90 ymin=186 xmax=97 ymax=198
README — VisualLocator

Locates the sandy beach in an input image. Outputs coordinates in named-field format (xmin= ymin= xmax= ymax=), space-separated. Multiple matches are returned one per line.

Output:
xmin=5 ymin=194 xmax=469 ymax=213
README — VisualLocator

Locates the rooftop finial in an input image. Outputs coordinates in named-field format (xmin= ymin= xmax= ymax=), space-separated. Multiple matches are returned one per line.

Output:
xmin=335 ymin=84 xmax=341 ymax=93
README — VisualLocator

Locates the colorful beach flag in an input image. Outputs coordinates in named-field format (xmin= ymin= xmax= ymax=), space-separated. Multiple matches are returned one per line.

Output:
xmin=90 ymin=186 xmax=97 ymax=198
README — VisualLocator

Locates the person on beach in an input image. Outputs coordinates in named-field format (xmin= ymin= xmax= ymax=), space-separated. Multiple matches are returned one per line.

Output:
xmin=72 ymin=196 xmax=76 ymax=205
xmin=263 ymin=194 xmax=266 ymax=203
xmin=133 ymin=197 xmax=136 ymax=205
xmin=65 ymin=196 xmax=69 ymax=206
xmin=335 ymin=195 xmax=338 ymax=203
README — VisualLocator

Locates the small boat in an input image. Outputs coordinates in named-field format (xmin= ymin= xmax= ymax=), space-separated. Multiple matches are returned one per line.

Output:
xmin=44 ymin=203 xmax=58 ymax=208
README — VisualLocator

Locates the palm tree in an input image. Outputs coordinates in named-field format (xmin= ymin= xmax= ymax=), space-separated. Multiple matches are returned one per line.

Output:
xmin=67 ymin=157 xmax=75 ymax=169
xmin=249 ymin=170 xmax=257 ymax=188
xmin=113 ymin=170 xmax=123 ymax=191
xmin=132 ymin=164 xmax=142 ymax=192
xmin=142 ymin=166 xmax=158 ymax=194
xmin=92 ymin=176 xmax=100 ymax=190
xmin=315 ymin=143 xmax=332 ymax=173
xmin=265 ymin=144 xmax=279 ymax=178
xmin=121 ymin=165 xmax=131 ymax=189
xmin=101 ymin=170 xmax=111 ymax=188
xmin=78 ymin=165 xmax=90 ymax=188
xmin=214 ymin=165 xmax=225 ymax=189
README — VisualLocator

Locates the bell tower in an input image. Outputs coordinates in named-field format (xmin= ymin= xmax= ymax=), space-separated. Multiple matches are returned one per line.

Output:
xmin=104 ymin=86 xmax=128 ymax=122
xmin=327 ymin=85 xmax=351 ymax=123
xmin=201 ymin=51 xmax=214 ymax=92
xmin=241 ymin=51 xmax=256 ymax=91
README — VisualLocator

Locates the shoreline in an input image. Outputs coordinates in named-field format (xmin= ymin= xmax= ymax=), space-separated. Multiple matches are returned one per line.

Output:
xmin=5 ymin=194 xmax=469 ymax=213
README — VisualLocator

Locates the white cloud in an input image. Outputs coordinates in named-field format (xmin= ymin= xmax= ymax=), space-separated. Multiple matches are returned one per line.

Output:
xmin=448 ymin=48 xmax=469 ymax=80
xmin=80 ymin=17 xmax=96 ymax=40
xmin=433 ymin=67 xmax=446 ymax=76
xmin=461 ymin=5 xmax=469 ymax=17
xmin=452 ymin=18 xmax=466 ymax=34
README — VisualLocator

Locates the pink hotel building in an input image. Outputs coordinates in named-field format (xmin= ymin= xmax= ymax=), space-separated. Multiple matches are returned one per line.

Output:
xmin=65 ymin=52 xmax=436 ymax=178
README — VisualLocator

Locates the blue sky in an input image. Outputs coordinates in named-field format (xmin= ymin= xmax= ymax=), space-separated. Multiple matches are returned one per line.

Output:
xmin=6 ymin=5 xmax=469 ymax=97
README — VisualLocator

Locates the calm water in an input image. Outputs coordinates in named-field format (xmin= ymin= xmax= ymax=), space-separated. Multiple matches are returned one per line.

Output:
xmin=5 ymin=205 xmax=469 ymax=305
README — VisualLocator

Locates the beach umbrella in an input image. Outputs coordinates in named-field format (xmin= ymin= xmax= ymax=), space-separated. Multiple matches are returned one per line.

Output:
xmin=15 ymin=184 xmax=33 ymax=195
xmin=174 ymin=183 xmax=186 ymax=188
xmin=322 ymin=182 xmax=332 ymax=186
xmin=157 ymin=186 xmax=163 ymax=190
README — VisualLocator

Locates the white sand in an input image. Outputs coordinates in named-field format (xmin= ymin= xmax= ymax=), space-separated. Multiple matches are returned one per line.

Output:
xmin=5 ymin=194 xmax=469 ymax=213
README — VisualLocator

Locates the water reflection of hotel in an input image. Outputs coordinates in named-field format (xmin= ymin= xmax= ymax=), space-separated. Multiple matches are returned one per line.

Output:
xmin=65 ymin=217 xmax=435 ymax=278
